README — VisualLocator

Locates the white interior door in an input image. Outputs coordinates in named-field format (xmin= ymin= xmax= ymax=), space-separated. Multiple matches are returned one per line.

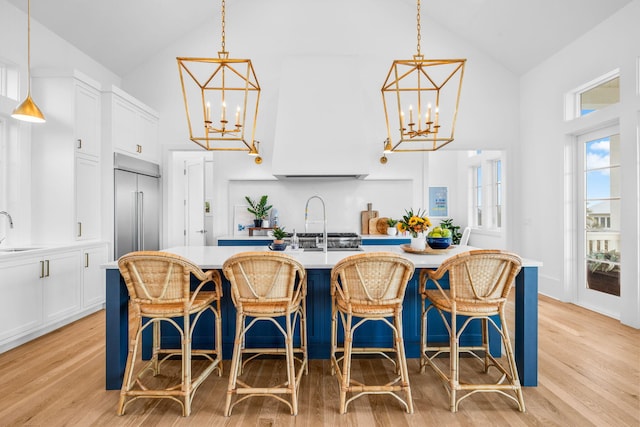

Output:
xmin=185 ymin=159 xmax=206 ymax=245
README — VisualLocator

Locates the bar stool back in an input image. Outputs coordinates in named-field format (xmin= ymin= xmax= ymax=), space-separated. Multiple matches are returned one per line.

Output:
xmin=117 ymin=251 xmax=223 ymax=416
xmin=420 ymin=249 xmax=525 ymax=412
xmin=330 ymin=252 xmax=415 ymax=414
xmin=222 ymin=251 xmax=308 ymax=416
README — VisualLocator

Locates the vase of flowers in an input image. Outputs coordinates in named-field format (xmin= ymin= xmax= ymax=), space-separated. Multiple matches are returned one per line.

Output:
xmin=397 ymin=208 xmax=432 ymax=251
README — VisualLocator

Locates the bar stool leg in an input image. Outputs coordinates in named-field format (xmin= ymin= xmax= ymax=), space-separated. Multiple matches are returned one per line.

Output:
xmin=395 ymin=311 xmax=413 ymax=413
xmin=500 ymin=310 xmax=526 ymax=412
xmin=285 ymin=312 xmax=298 ymax=415
xmin=340 ymin=313 xmax=353 ymax=414
xmin=225 ymin=311 xmax=245 ymax=417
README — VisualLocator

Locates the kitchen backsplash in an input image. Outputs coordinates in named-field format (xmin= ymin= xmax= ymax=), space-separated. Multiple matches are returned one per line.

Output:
xmin=228 ymin=179 xmax=414 ymax=235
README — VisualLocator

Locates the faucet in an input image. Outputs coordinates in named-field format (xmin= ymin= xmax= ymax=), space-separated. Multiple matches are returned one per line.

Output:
xmin=304 ymin=196 xmax=327 ymax=253
xmin=0 ymin=211 xmax=14 ymax=245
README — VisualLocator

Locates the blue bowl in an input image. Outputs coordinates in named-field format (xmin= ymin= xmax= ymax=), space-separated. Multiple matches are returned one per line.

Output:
xmin=427 ymin=237 xmax=452 ymax=249
xmin=270 ymin=242 xmax=287 ymax=251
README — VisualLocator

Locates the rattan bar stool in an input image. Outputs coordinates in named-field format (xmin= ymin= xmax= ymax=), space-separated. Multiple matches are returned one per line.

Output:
xmin=116 ymin=251 xmax=223 ymax=416
xmin=330 ymin=252 xmax=415 ymax=414
xmin=420 ymin=249 xmax=525 ymax=412
xmin=222 ymin=251 xmax=308 ymax=416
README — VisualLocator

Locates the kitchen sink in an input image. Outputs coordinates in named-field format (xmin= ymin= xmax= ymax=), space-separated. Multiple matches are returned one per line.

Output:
xmin=303 ymin=247 xmax=364 ymax=252
xmin=0 ymin=247 xmax=42 ymax=253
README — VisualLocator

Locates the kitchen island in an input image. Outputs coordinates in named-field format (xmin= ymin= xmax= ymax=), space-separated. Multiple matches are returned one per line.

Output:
xmin=103 ymin=245 xmax=541 ymax=389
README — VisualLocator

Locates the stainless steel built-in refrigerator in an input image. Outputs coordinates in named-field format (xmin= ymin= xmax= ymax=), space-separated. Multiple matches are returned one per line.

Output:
xmin=114 ymin=153 xmax=161 ymax=259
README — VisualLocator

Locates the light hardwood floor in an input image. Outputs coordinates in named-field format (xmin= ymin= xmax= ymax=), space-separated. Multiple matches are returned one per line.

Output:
xmin=0 ymin=295 xmax=638 ymax=426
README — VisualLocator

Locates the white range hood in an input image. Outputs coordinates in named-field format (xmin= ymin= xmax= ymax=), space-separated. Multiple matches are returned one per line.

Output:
xmin=271 ymin=56 xmax=369 ymax=179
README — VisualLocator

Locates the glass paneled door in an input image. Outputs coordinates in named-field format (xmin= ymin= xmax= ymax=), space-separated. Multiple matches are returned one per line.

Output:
xmin=577 ymin=127 xmax=620 ymax=317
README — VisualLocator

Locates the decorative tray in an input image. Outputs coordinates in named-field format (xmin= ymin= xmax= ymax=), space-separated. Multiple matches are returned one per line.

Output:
xmin=400 ymin=244 xmax=452 ymax=255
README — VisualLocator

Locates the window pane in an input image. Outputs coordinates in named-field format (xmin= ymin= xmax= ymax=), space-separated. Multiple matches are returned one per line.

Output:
xmin=586 ymin=168 xmax=620 ymax=199
xmin=584 ymin=132 xmax=620 ymax=297
xmin=580 ymin=76 xmax=619 ymax=117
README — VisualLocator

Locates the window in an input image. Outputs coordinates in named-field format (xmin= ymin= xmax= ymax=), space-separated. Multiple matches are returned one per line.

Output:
xmin=472 ymin=166 xmax=482 ymax=227
xmin=580 ymin=76 xmax=619 ymax=117
xmin=0 ymin=60 xmax=19 ymax=101
xmin=565 ymin=70 xmax=620 ymax=120
xmin=466 ymin=151 xmax=504 ymax=232
xmin=583 ymin=133 xmax=621 ymax=297
xmin=493 ymin=159 xmax=502 ymax=229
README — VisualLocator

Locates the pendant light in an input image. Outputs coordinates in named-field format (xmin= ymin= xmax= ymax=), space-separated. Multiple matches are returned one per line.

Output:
xmin=177 ymin=0 xmax=262 ymax=163
xmin=380 ymin=0 xmax=464 ymax=160
xmin=12 ymin=0 xmax=46 ymax=123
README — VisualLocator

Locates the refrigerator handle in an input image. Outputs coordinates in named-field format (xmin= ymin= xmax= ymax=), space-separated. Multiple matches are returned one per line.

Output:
xmin=133 ymin=190 xmax=140 ymax=251
xmin=138 ymin=191 xmax=145 ymax=250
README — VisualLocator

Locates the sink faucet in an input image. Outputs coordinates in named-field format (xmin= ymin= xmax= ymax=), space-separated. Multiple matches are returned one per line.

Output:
xmin=304 ymin=196 xmax=327 ymax=253
xmin=0 ymin=211 xmax=13 ymax=245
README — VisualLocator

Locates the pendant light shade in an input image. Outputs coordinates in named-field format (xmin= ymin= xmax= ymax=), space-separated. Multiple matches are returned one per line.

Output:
xmin=12 ymin=94 xmax=46 ymax=123
xmin=12 ymin=0 xmax=46 ymax=124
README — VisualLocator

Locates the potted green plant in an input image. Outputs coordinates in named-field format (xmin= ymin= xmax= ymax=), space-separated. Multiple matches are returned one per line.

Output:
xmin=245 ymin=195 xmax=272 ymax=227
xmin=271 ymin=226 xmax=287 ymax=251
xmin=272 ymin=226 xmax=287 ymax=243
xmin=439 ymin=218 xmax=462 ymax=245
xmin=386 ymin=218 xmax=398 ymax=236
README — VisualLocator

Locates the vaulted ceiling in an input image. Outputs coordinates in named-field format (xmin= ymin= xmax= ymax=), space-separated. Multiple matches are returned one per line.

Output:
xmin=6 ymin=0 xmax=633 ymax=77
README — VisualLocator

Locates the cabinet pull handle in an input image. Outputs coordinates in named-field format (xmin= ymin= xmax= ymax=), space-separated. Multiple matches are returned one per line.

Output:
xmin=136 ymin=144 xmax=142 ymax=153
xmin=78 ymin=222 xmax=82 ymax=237
xmin=77 ymin=139 xmax=82 ymax=149
xmin=45 ymin=260 xmax=50 ymax=277
xmin=40 ymin=260 xmax=45 ymax=278
xmin=85 ymin=253 xmax=89 ymax=268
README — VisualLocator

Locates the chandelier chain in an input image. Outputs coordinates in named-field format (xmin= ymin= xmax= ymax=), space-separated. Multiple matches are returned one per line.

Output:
xmin=221 ymin=0 xmax=226 ymax=52
xmin=416 ymin=0 xmax=421 ymax=55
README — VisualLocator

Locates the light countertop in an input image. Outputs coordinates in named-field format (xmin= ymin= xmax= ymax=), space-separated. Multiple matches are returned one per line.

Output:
xmin=103 ymin=245 xmax=541 ymax=270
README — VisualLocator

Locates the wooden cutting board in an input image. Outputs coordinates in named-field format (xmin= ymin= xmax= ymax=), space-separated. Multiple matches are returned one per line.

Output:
xmin=368 ymin=217 xmax=389 ymax=235
xmin=368 ymin=217 xmax=381 ymax=235
xmin=376 ymin=217 xmax=389 ymax=234
xmin=360 ymin=203 xmax=378 ymax=234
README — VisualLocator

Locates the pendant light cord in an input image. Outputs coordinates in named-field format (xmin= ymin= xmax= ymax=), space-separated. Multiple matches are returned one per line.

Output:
xmin=220 ymin=0 xmax=226 ymax=53
xmin=416 ymin=0 xmax=421 ymax=56
xmin=27 ymin=0 xmax=32 ymax=94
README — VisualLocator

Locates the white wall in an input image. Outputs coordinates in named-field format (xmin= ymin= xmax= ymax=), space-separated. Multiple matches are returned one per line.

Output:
xmin=0 ymin=0 xmax=121 ymax=245
xmin=123 ymin=0 xmax=519 ymax=244
xmin=519 ymin=0 xmax=640 ymax=327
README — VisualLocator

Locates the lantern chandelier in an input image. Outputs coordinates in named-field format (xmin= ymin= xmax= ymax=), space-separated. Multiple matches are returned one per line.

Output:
xmin=380 ymin=0 xmax=465 ymax=161
xmin=177 ymin=0 xmax=262 ymax=163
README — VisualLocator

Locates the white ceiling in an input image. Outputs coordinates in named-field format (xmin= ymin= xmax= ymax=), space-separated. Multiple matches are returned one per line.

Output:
xmin=6 ymin=0 xmax=633 ymax=77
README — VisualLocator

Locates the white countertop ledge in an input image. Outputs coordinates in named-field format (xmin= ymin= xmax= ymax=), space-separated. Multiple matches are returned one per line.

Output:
xmin=102 ymin=245 xmax=542 ymax=270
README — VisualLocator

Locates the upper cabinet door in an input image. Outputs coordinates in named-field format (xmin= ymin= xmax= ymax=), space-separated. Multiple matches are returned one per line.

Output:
xmin=110 ymin=90 xmax=159 ymax=163
xmin=112 ymin=95 xmax=139 ymax=157
xmin=74 ymin=81 xmax=101 ymax=158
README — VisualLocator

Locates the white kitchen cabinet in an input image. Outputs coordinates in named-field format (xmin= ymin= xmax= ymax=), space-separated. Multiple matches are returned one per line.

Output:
xmin=103 ymin=86 xmax=159 ymax=163
xmin=42 ymin=251 xmax=81 ymax=324
xmin=0 ymin=255 xmax=43 ymax=343
xmin=31 ymin=71 xmax=102 ymax=244
xmin=75 ymin=156 xmax=101 ymax=240
xmin=82 ymin=245 xmax=107 ymax=309
xmin=0 ymin=244 xmax=107 ymax=353
xmin=74 ymin=80 xmax=101 ymax=158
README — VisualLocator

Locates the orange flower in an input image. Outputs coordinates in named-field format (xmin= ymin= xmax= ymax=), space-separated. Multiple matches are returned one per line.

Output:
xmin=398 ymin=208 xmax=431 ymax=238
